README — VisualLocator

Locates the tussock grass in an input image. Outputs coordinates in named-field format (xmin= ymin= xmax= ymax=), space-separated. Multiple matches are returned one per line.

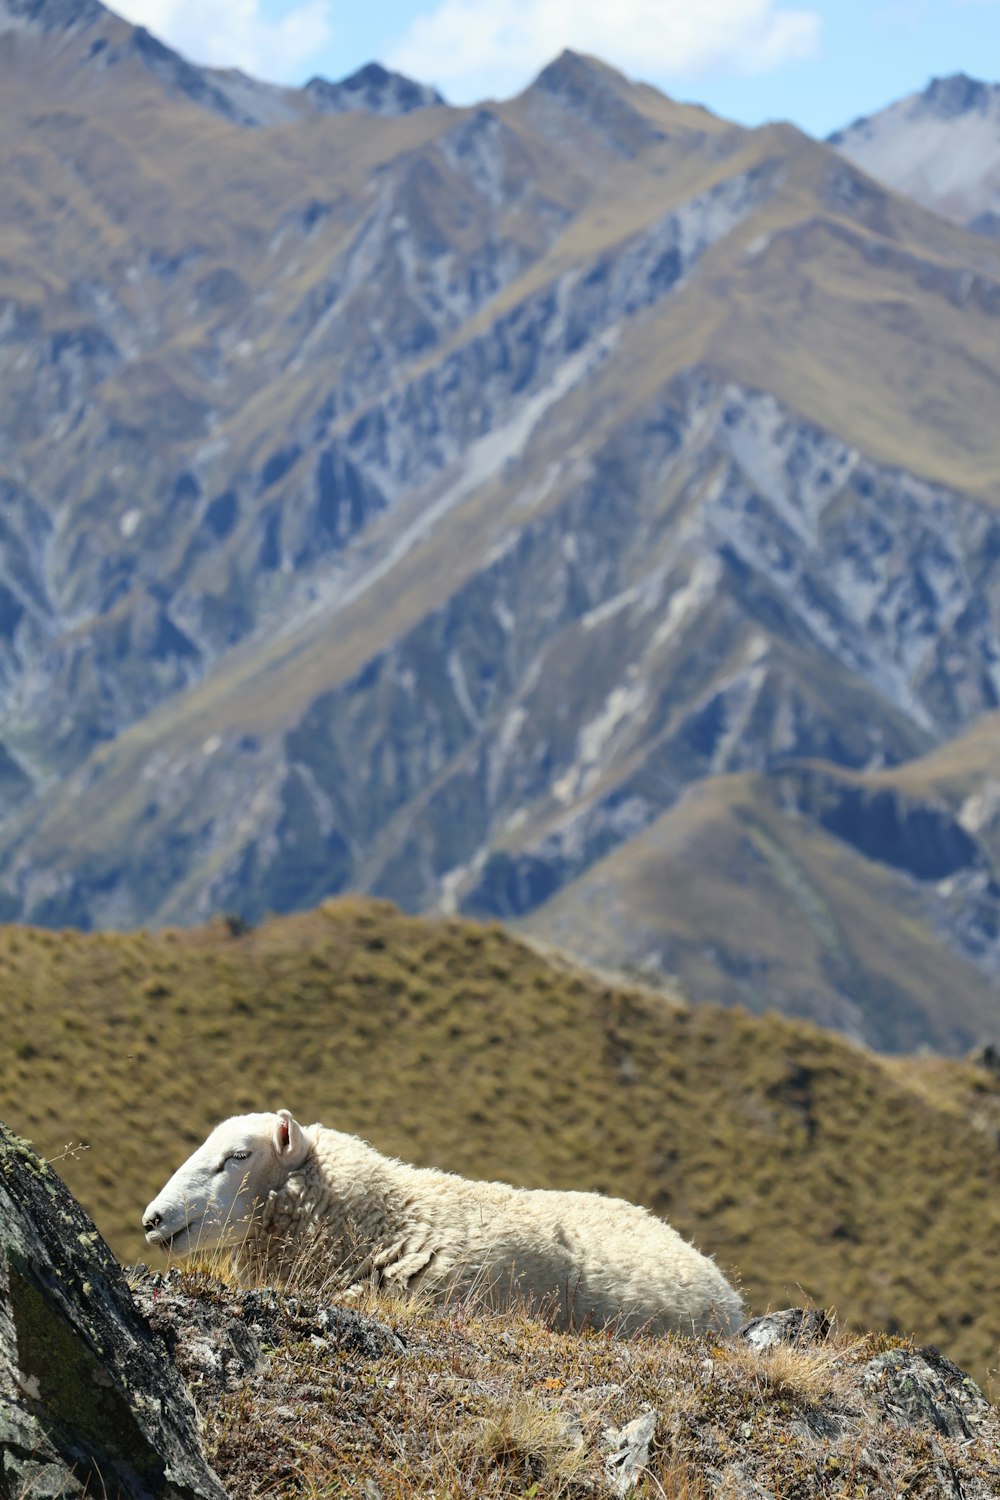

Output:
xmin=715 ymin=1336 xmax=850 ymax=1406
xmin=1 ymin=898 xmax=999 ymax=1386
xmin=454 ymin=1388 xmax=593 ymax=1493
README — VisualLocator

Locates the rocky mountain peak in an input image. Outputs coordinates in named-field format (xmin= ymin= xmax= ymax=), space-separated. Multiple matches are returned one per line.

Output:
xmin=527 ymin=48 xmax=652 ymax=117
xmin=920 ymin=71 xmax=994 ymax=119
xmin=523 ymin=48 xmax=666 ymax=156
xmin=530 ymin=47 xmax=611 ymax=97
xmin=0 ymin=0 xmax=105 ymax=31
xmin=829 ymin=73 xmax=999 ymax=145
xmin=829 ymin=70 xmax=1000 ymax=231
xmin=304 ymin=61 xmax=444 ymax=117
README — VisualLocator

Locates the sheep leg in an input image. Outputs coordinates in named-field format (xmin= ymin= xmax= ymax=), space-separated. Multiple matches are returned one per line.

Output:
xmin=341 ymin=1238 xmax=439 ymax=1298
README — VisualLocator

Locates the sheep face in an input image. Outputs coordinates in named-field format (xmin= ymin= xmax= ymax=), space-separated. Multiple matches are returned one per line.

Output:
xmin=142 ymin=1108 xmax=309 ymax=1257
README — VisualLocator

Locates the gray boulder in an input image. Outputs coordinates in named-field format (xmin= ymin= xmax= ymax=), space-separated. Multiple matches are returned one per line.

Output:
xmin=862 ymin=1345 xmax=992 ymax=1439
xmin=738 ymin=1307 xmax=835 ymax=1351
xmin=129 ymin=1267 xmax=407 ymax=1397
xmin=0 ymin=1118 xmax=227 ymax=1500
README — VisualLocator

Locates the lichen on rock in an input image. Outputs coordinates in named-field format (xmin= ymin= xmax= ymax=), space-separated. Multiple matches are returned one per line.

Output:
xmin=0 ymin=1118 xmax=226 ymax=1500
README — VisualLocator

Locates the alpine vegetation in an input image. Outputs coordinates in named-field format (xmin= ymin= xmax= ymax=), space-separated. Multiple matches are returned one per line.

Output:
xmin=142 ymin=1109 xmax=743 ymax=1336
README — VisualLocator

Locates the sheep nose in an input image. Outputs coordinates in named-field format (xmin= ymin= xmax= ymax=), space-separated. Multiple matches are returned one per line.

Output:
xmin=143 ymin=1210 xmax=162 ymax=1230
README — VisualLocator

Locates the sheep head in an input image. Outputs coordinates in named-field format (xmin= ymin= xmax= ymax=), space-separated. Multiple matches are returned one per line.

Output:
xmin=142 ymin=1108 xmax=310 ymax=1256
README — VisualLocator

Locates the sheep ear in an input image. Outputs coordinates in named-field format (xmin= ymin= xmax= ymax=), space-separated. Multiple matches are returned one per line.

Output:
xmin=273 ymin=1109 xmax=306 ymax=1163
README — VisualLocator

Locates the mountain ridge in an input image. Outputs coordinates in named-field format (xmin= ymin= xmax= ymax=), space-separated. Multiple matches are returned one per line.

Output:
xmin=0 ymin=0 xmax=445 ymax=124
xmin=2 ymin=898 xmax=999 ymax=1383
xmin=829 ymin=71 xmax=1000 ymax=235
xmin=1 ymin=19 xmax=1000 ymax=1050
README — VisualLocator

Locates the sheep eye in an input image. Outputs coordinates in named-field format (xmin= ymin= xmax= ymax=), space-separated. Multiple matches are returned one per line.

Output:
xmin=215 ymin=1151 xmax=251 ymax=1174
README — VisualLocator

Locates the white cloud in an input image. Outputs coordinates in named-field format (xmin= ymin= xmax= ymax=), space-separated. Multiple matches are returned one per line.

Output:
xmin=387 ymin=0 xmax=821 ymax=103
xmin=112 ymin=0 xmax=332 ymax=81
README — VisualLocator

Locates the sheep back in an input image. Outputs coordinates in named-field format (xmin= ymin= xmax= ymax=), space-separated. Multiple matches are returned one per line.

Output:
xmin=250 ymin=1126 xmax=742 ymax=1337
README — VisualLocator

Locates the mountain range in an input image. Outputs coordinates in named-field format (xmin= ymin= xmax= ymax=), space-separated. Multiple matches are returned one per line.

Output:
xmin=2 ymin=0 xmax=1000 ymax=1051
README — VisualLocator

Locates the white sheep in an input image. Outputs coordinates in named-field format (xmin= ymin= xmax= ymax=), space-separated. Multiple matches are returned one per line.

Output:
xmin=142 ymin=1109 xmax=743 ymax=1337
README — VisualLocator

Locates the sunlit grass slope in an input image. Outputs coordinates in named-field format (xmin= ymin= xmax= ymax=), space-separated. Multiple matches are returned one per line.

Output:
xmin=521 ymin=772 xmax=1000 ymax=1054
xmin=1 ymin=898 xmax=998 ymax=1383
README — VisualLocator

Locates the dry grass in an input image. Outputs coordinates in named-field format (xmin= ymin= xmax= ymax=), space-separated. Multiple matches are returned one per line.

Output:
xmin=142 ymin=1269 xmax=998 ymax=1500
xmin=521 ymin=767 xmax=1000 ymax=1056
xmin=454 ymin=1388 xmax=594 ymax=1493
xmin=715 ymin=1336 xmax=850 ymax=1406
xmin=3 ymin=898 xmax=999 ymax=1388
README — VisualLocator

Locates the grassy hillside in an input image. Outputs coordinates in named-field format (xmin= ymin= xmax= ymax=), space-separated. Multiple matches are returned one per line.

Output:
xmin=521 ymin=770 xmax=1000 ymax=1053
xmin=1 ymin=899 xmax=998 ymax=1385
xmin=139 ymin=1270 xmax=1000 ymax=1498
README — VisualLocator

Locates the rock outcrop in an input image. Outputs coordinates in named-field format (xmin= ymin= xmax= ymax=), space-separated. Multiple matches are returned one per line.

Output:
xmin=0 ymin=1120 xmax=226 ymax=1500
xmin=107 ymin=1277 xmax=1000 ymax=1500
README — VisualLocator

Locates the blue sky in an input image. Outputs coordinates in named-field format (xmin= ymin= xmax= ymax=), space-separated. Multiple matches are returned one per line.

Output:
xmin=113 ymin=0 xmax=1000 ymax=139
